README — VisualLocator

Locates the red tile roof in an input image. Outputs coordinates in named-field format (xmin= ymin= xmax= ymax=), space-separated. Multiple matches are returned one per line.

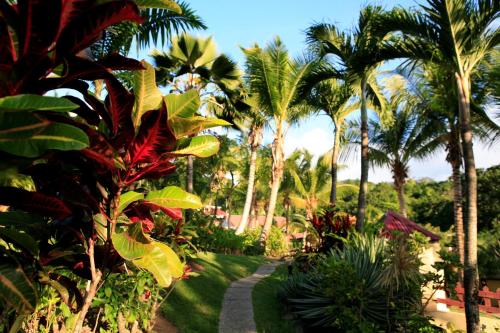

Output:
xmin=382 ymin=211 xmax=440 ymax=242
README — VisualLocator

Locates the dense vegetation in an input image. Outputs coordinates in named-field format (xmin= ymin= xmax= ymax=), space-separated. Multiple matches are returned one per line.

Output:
xmin=0 ymin=0 xmax=498 ymax=332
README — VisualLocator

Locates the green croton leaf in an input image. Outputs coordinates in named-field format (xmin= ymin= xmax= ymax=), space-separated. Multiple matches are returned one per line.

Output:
xmin=134 ymin=0 xmax=182 ymax=13
xmin=170 ymin=135 xmax=220 ymax=158
xmin=0 ymin=113 xmax=89 ymax=157
xmin=117 ymin=191 xmax=144 ymax=214
xmin=164 ymin=90 xmax=200 ymax=119
xmin=132 ymin=61 xmax=163 ymax=129
xmin=132 ymin=241 xmax=183 ymax=287
xmin=0 ymin=263 xmax=37 ymax=313
xmin=0 ymin=228 xmax=38 ymax=257
xmin=169 ymin=116 xmax=231 ymax=138
xmin=112 ymin=223 xmax=183 ymax=287
xmin=145 ymin=186 xmax=202 ymax=209
xmin=0 ymin=94 xmax=79 ymax=113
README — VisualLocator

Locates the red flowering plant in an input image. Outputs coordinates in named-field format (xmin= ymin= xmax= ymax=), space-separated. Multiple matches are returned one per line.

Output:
xmin=311 ymin=207 xmax=355 ymax=253
xmin=0 ymin=1 xmax=228 ymax=331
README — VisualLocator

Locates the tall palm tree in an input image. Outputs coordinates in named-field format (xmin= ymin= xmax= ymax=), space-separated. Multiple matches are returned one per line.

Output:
xmin=377 ymin=2 xmax=499 ymax=328
xmin=301 ymin=76 xmax=358 ymax=205
xmin=236 ymin=96 xmax=266 ymax=234
xmin=242 ymin=38 xmax=314 ymax=243
xmin=152 ymin=33 xmax=244 ymax=194
xmin=357 ymin=77 xmax=438 ymax=217
xmin=408 ymin=64 xmax=499 ymax=275
xmin=306 ymin=6 xmax=389 ymax=230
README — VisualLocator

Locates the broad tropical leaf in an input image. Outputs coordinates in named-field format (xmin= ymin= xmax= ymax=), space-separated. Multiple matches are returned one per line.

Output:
xmin=132 ymin=241 xmax=183 ymax=287
xmin=0 ymin=95 xmax=79 ymax=112
xmin=145 ymin=186 xmax=202 ymax=209
xmin=132 ymin=61 xmax=163 ymax=129
xmin=164 ymin=90 xmax=200 ymax=119
xmin=118 ymin=191 xmax=144 ymax=213
xmin=170 ymin=135 xmax=220 ymax=158
xmin=0 ymin=187 xmax=72 ymax=220
xmin=0 ymin=113 xmax=89 ymax=157
xmin=0 ymin=228 xmax=38 ymax=256
xmin=169 ymin=116 xmax=230 ymax=138
xmin=112 ymin=222 xmax=151 ymax=260
xmin=0 ymin=263 xmax=37 ymax=313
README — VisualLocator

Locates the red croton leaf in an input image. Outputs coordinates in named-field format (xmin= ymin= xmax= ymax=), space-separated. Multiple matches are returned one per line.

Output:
xmin=105 ymin=75 xmax=135 ymax=136
xmin=57 ymin=0 xmax=143 ymax=55
xmin=124 ymin=160 xmax=176 ymax=185
xmin=96 ymin=53 xmax=145 ymax=71
xmin=17 ymin=0 xmax=62 ymax=56
xmin=0 ymin=187 xmax=72 ymax=220
xmin=125 ymin=204 xmax=155 ymax=233
xmin=0 ymin=20 xmax=15 ymax=65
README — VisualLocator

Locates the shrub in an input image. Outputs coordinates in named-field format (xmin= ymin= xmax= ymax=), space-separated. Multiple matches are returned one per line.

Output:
xmin=281 ymin=234 xmax=441 ymax=332
xmin=265 ymin=225 xmax=288 ymax=257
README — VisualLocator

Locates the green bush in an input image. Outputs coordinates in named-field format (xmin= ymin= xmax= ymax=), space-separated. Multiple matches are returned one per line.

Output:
xmin=280 ymin=234 xmax=441 ymax=332
xmin=264 ymin=225 xmax=288 ymax=257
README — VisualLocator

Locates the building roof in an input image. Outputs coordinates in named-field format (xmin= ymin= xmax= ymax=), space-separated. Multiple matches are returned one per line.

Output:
xmin=382 ymin=211 xmax=440 ymax=242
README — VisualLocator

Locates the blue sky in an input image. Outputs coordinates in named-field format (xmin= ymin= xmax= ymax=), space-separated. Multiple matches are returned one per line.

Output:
xmin=142 ymin=0 xmax=500 ymax=182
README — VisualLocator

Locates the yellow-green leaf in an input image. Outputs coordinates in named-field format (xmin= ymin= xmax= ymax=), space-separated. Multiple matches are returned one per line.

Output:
xmin=164 ymin=90 xmax=200 ymax=119
xmin=170 ymin=135 xmax=220 ymax=158
xmin=118 ymin=191 xmax=144 ymax=214
xmin=146 ymin=186 xmax=202 ymax=209
xmin=132 ymin=61 xmax=163 ymax=129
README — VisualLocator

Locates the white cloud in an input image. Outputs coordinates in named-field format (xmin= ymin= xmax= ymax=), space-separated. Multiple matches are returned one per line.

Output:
xmin=284 ymin=127 xmax=332 ymax=162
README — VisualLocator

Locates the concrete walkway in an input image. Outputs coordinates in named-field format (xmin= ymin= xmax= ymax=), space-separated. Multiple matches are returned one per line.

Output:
xmin=218 ymin=261 xmax=281 ymax=333
xmin=426 ymin=301 xmax=500 ymax=331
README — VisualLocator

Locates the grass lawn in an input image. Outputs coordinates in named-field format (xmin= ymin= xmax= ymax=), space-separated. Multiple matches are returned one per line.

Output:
xmin=252 ymin=264 xmax=297 ymax=333
xmin=161 ymin=252 xmax=266 ymax=333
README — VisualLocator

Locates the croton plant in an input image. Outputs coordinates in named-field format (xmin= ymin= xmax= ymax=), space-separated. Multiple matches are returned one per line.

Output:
xmin=0 ymin=0 xmax=228 ymax=330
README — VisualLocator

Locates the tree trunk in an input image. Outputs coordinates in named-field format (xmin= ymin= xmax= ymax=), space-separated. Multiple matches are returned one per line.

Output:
xmin=285 ymin=202 xmax=290 ymax=235
xmin=260 ymin=130 xmax=285 ymax=243
xmin=448 ymin=129 xmax=465 ymax=276
xmin=456 ymin=73 xmax=480 ymax=333
xmin=395 ymin=181 xmax=407 ymax=218
xmin=356 ymin=77 xmax=369 ymax=231
xmin=330 ymin=123 xmax=341 ymax=205
xmin=236 ymin=126 xmax=263 ymax=234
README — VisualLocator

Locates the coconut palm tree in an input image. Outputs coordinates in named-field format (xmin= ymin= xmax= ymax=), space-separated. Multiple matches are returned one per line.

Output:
xmin=407 ymin=63 xmax=499 ymax=273
xmin=353 ymin=77 xmax=438 ymax=217
xmin=306 ymin=6 xmax=389 ymax=231
xmin=235 ymin=96 xmax=266 ymax=234
xmin=377 ymin=2 xmax=499 ymax=327
xmin=287 ymin=150 xmax=331 ymax=220
xmin=242 ymin=37 xmax=314 ymax=243
xmin=152 ymin=33 xmax=244 ymax=194
xmin=301 ymin=76 xmax=358 ymax=205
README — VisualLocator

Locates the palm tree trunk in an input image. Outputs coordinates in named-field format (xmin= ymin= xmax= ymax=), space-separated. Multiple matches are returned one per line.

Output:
xmin=448 ymin=129 xmax=465 ymax=276
xmin=260 ymin=131 xmax=285 ymax=244
xmin=356 ymin=77 xmax=369 ymax=231
xmin=236 ymin=126 xmax=262 ymax=235
xmin=395 ymin=182 xmax=407 ymax=218
xmin=330 ymin=123 xmax=341 ymax=205
xmin=456 ymin=73 xmax=479 ymax=333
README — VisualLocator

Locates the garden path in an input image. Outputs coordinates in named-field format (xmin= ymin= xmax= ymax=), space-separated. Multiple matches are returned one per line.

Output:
xmin=218 ymin=261 xmax=281 ymax=333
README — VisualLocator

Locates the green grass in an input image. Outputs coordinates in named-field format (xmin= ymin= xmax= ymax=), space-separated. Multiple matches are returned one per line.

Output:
xmin=252 ymin=264 xmax=297 ymax=333
xmin=161 ymin=252 xmax=266 ymax=333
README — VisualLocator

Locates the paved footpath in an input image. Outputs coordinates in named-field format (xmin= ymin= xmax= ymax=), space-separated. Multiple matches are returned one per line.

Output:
xmin=218 ymin=261 xmax=281 ymax=333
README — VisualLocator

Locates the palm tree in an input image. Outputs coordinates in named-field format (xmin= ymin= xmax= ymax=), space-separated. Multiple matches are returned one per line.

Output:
xmin=152 ymin=33 xmax=244 ymax=194
xmin=242 ymin=38 xmax=314 ymax=243
xmin=287 ymin=150 xmax=330 ymax=220
xmin=235 ymin=96 xmax=266 ymax=234
xmin=357 ymin=76 xmax=438 ymax=217
xmin=301 ymin=76 xmax=358 ymax=205
xmin=377 ymin=2 xmax=499 ymax=328
xmin=92 ymin=1 xmax=206 ymax=57
xmin=306 ymin=6 xmax=389 ymax=230
xmin=409 ymin=64 xmax=499 ymax=274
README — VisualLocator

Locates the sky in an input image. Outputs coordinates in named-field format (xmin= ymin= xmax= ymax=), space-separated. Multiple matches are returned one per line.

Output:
xmin=148 ymin=0 xmax=500 ymax=183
